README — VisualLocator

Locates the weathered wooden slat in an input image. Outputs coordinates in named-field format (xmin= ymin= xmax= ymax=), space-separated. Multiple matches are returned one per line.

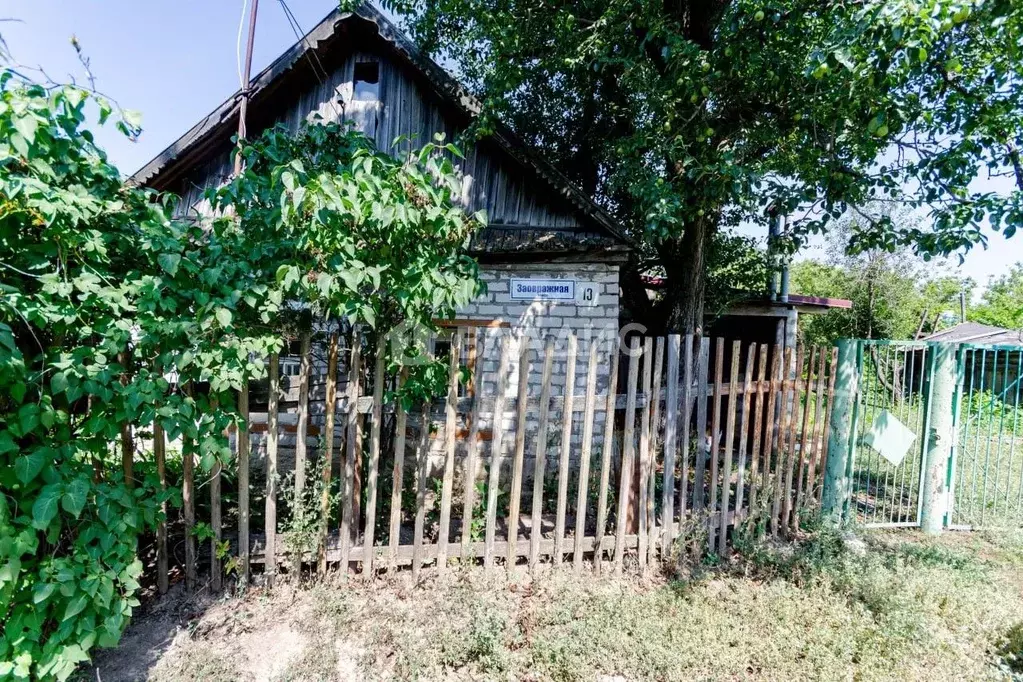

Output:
xmin=529 ymin=339 xmax=556 ymax=571
xmin=461 ymin=331 xmax=486 ymax=560
xmin=484 ymin=337 xmax=511 ymax=570
xmin=816 ymin=348 xmax=839 ymax=504
xmin=237 ymin=385 xmax=250 ymax=587
xmin=693 ymin=337 xmax=710 ymax=514
xmin=747 ymin=345 xmax=769 ymax=527
xmin=662 ymin=335 xmax=680 ymax=554
xmin=574 ymin=340 xmax=599 ymax=573
xmin=718 ymin=341 xmax=741 ymax=556
xmin=506 ymin=343 xmax=531 ymax=568
xmin=773 ymin=346 xmax=796 ymax=536
xmin=340 ymin=342 xmax=362 ymax=573
xmin=678 ymin=334 xmax=695 ymax=519
xmin=804 ymin=347 xmax=829 ymax=506
xmin=265 ymin=354 xmax=280 ymax=582
xmin=614 ymin=338 xmax=642 ymax=576
xmin=782 ymin=346 xmax=805 ymax=533
xmin=647 ymin=337 xmax=664 ymax=567
xmin=708 ymin=338 xmax=725 ymax=550
xmin=387 ymin=369 xmax=408 ymax=572
xmin=553 ymin=335 xmax=577 ymax=566
xmin=593 ymin=337 xmax=620 ymax=575
xmin=411 ymin=401 xmax=431 ymax=580
xmin=793 ymin=347 xmax=819 ymax=530
xmin=293 ymin=330 xmax=312 ymax=576
xmin=210 ymin=456 xmax=222 ymax=590
xmin=761 ymin=347 xmax=781 ymax=537
xmin=154 ymin=420 xmax=168 ymax=594
xmin=733 ymin=343 xmax=756 ymax=532
xmin=777 ymin=349 xmax=802 ymax=535
xmin=182 ymin=387 xmax=196 ymax=591
xmin=362 ymin=337 xmax=387 ymax=577
xmin=437 ymin=330 xmax=463 ymax=573
xmin=318 ymin=332 xmax=339 ymax=574
xmin=637 ymin=337 xmax=654 ymax=570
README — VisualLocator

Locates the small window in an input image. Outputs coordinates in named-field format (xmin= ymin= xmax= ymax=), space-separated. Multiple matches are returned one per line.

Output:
xmin=353 ymin=62 xmax=380 ymax=102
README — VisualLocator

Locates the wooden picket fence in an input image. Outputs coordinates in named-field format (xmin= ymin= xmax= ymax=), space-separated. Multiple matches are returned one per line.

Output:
xmin=153 ymin=330 xmax=838 ymax=590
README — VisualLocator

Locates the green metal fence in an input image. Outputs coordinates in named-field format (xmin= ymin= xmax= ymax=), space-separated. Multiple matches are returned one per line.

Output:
xmin=949 ymin=344 xmax=1023 ymax=529
xmin=848 ymin=340 xmax=933 ymax=528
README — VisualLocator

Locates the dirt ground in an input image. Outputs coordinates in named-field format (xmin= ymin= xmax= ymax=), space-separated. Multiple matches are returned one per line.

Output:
xmin=81 ymin=528 xmax=1023 ymax=681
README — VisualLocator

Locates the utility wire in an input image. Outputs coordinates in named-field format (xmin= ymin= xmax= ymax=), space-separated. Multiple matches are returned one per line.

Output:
xmin=278 ymin=0 xmax=345 ymax=121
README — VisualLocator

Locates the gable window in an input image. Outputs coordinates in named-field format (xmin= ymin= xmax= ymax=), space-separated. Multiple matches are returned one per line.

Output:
xmin=353 ymin=61 xmax=380 ymax=102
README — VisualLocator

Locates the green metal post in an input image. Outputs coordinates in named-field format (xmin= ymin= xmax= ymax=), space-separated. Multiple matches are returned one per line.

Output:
xmin=920 ymin=342 xmax=957 ymax=535
xmin=823 ymin=339 xmax=860 ymax=524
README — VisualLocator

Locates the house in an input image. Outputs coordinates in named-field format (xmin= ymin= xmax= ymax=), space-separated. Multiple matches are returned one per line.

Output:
xmin=133 ymin=3 xmax=629 ymax=467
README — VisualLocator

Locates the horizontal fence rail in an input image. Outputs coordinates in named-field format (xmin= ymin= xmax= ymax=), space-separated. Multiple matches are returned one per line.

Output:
xmin=149 ymin=329 xmax=838 ymax=590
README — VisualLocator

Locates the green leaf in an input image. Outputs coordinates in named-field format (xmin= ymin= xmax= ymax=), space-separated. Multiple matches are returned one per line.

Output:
xmin=158 ymin=253 xmax=181 ymax=276
xmin=215 ymin=307 xmax=233 ymax=328
xmin=62 ymin=593 xmax=88 ymax=622
xmin=14 ymin=451 xmax=44 ymax=484
xmin=14 ymin=114 xmax=39 ymax=144
xmin=31 ymin=485 xmax=61 ymax=530
xmin=61 ymin=478 xmax=89 ymax=519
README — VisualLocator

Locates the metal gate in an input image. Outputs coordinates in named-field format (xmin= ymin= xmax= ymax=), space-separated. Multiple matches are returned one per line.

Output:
xmin=949 ymin=344 xmax=1023 ymax=529
xmin=848 ymin=341 xmax=933 ymax=527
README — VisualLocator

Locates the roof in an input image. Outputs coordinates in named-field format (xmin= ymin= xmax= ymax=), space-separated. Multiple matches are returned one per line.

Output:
xmin=922 ymin=322 xmax=1023 ymax=346
xmin=132 ymin=3 xmax=629 ymax=257
xmin=639 ymin=276 xmax=853 ymax=312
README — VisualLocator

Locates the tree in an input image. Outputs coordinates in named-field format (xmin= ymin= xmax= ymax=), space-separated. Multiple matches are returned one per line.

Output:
xmin=973 ymin=263 xmax=1023 ymax=330
xmin=790 ymin=207 xmax=974 ymax=345
xmin=380 ymin=0 xmax=1022 ymax=334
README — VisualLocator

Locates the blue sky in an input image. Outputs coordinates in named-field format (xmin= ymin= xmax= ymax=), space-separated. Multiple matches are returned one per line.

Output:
xmin=4 ymin=1 xmax=1020 ymax=291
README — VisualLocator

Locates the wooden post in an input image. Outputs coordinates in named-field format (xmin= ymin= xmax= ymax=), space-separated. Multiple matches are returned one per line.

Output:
xmin=773 ymin=346 xmax=796 ymax=536
xmin=265 ymin=354 xmax=280 ymax=582
xmin=794 ymin=347 xmax=820 ymax=530
xmin=182 ymin=384 xmax=196 ymax=591
xmin=614 ymin=338 xmax=641 ymax=575
xmin=708 ymin=338 xmax=724 ymax=550
xmin=461 ymin=331 xmax=485 ymax=560
xmin=760 ymin=347 xmax=781 ymax=536
xmin=484 ymin=337 xmax=511 ymax=571
xmin=506 ymin=342 xmax=531 ymax=569
xmin=678 ymin=334 xmax=695 ymax=520
xmin=293 ymin=330 xmax=312 ymax=577
xmin=318 ymin=332 xmax=339 ymax=574
xmin=411 ymin=401 xmax=431 ymax=580
xmin=238 ymin=385 xmax=251 ymax=587
xmin=817 ymin=348 xmax=839 ymax=505
xmin=387 ymin=369 xmax=409 ymax=571
xmin=436 ymin=330 xmax=462 ymax=573
xmin=782 ymin=346 xmax=805 ymax=533
xmin=647 ymin=337 xmax=664 ymax=567
xmin=529 ymin=339 xmax=556 ymax=571
xmin=154 ymin=420 xmax=168 ymax=594
xmin=921 ymin=342 xmax=957 ymax=535
xmin=747 ymin=345 xmax=769 ymax=526
xmin=211 ymin=457 xmax=222 ymax=591
xmin=362 ymin=336 xmax=386 ymax=577
xmin=637 ymin=337 xmax=653 ymax=569
xmin=734 ymin=343 xmax=756 ymax=528
xmin=693 ymin=337 xmax=710 ymax=513
xmin=718 ymin=341 xmax=740 ymax=556
xmin=340 ymin=342 xmax=362 ymax=574
xmin=574 ymin=339 xmax=599 ymax=572
xmin=118 ymin=350 xmax=134 ymax=489
xmin=662 ymin=335 xmax=680 ymax=554
xmin=593 ymin=337 xmax=620 ymax=575
xmin=553 ymin=334 xmax=577 ymax=566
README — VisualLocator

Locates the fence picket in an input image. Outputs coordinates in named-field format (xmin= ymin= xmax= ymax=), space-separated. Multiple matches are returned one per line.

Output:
xmin=507 ymin=343 xmax=531 ymax=568
xmin=647 ymin=337 xmax=664 ymax=566
xmin=762 ymin=347 xmax=782 ymax=537
xmin=293 ymin=331 xmax=312 ymax=576
xmin=340 ymin=342 xmax=362 ymax=573
xmin=794 ymin=347 xmax=820 ymax=528
xmin=662 ymin=335 xmax=680 ymax=554
xmin=708 ymin=339 xmax=725 ymax=549
xmin=530 ymin=339 xmax=556 ymax=571
xmin=747 ymin=345 xmax=768 ymax=526
xmin=437 ymin=330 xmax=463 ymax=573
xmin=718 ymin=341 xmax=741 ymax=556
xmin=817 ymin=348 xmax=839 ymax=504
xmin=594 ymin=337 xmax=621 ymax=575
xmin=412 ymin=401 xmax=431 ymax=580
xmin=773 ymin=346 xmax=795 ymax=536
xmin=574 ymin=340 xmax=599 ymax=572
xmin=211 ymin=452 xmax=222 ymax=591
xmin=806 ymin=347 xmax=828 ymax=503
xmin=693 ymin=337 xmax=710 ymax=515
xmin=734 ymin=343 xmax=756 ymax=528
xmin=362 ymin=337 xmax=387 ymax=577
xmin=614 ymin=338 xmax=642 ymax=575
xmin=155 ymin=420 xmax=168 ymax=594
xmin=182 ymin=422 xmax=196 ymax=589
xmin=484 ymin=337 xmax=511 ymax=570
xmin=637 ymin=337 xmax=654 ymax=570
xmin=461 ymin=331 xmax=485 ymax=560
xmin=679 ymin=334 xmax=695 ymax=519
xmin=318 ymin=332 xmax=339 ymax=574
xmin=554 ymin=334 xmax=577 ymax=566
xmin=265 ymin=354 xmax=280 ymax=581
xmin=388 ymin=369 xmax=408 ymax=572
xmin=782 ymin=346 xmax=805 ymax=532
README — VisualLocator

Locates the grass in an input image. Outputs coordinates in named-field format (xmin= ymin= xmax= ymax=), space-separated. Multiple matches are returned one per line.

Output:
xmin=95 ymin=526 xmax=1023 ymax=681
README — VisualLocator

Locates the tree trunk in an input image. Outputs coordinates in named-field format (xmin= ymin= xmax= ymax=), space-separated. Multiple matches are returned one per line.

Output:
xmin=660 ymin=217 xmax=715 ymax=335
